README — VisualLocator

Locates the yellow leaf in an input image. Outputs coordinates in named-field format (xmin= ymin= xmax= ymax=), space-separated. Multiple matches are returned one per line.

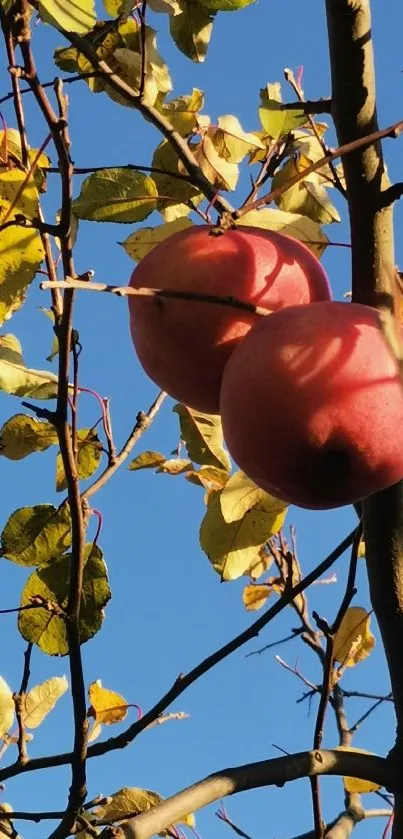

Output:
xmin=239 ymin=208 xmax=329 ymax=258
xmin=23 ymin=676 xmax=68 ymax=729
xmin=156 ymin=458 xmax=192 ymax=475
xmin=38 ymin=0 xmax=96 ymax=33
xmin=169 ymin=2 xmax=214 ymax=63
xmin=243 ymin=584 xmax=271 ymax=611
xmin=0 ymin=414 xmax=58 ymax=460
xmin=156 ymin=88 xmax=204 ymax=136
xmin=121 ymin=218 xmax=193 ymax=262
xmin=0 ymin=169 xmax=45 ymax=323
xmin=246 ymin=546 xmax=273 ymax=580
xmin=272 ymin=159 xmax=340 ymax=225
xmin=212 ymin=115 xmax=264 ymax=164
xmin=358 ymin=539 xmax=366 ymax=558
xmin=220 ymin=470 xmax=286 ymax=524
xmin=88 ymin=680 xmax=128 ymax=725
xmin=72 ymin=169 xmax=158 ymax=223
xmin=152 ymin=141 xmax=201 ymax=220
xmin=94 ymin=787 xmax=163 ymax=822
xmin=0 ymin=676 xmax=14 ymax=738
xmin=129 ymin=451 xmax=167 ymax=471
xmin=333 ymin=607 xmax=375 ymax=668
xmin=185 ymin=465 xmax=229 ymax=490
xmin=173 ymin=404 xmax=231 ymax=471
xmin=191 ymin=133 xmax=239 ymax=191
xmin=87 ymin=720 xmax=103 ymax=743
xmin=338 ymin=747 xmax=382 ymax=793
xmin=200 ymin=490 xmax=287 ymax=580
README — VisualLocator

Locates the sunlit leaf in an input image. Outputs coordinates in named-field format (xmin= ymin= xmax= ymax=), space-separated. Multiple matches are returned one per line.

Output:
xmin=157 ymin=458 xmax=192 ymax=475
xmin=259 ymin=83 xmax=307 ymax=140
xmin=23 ymin=676 xmax=68 ymax=728
xmin=1 ymin=503 xmax=71 ymax=567
xmin=88 ymin=680 xmax=128 ymax=725
xmin=121 ymin=218 xmax=193 ymax=262
xmin=200 ymin=490 xmax=286 ymax=580
xmin=56 ymin=427 xmax=102 ymax=491
xmin=0 ymin=414 xmax=58 ymax=460
xmin=191 ymin=133 xmax=239 ymax=190
xmin=173 ymin=404 xmax=231 ymax=471
xmin=239 ymin=208 xmax=329 ymax=257
xmin=242 ymin=584 xmax=271 ymax=611
xmin=94 ymin=788 xmax=163 ymax=822
xmin=338 ymin=746 xmax=382 ymax=793
xmin=198 ymin=0 xmax=254 ymax=8
xmin=333 ymin=607 xmax=375 ymax=668
xmin=72 ymin=169 xmax=158 ymax=223
xmin=170 ymin=1 xmax=214 ymax=63
xmin=0 ymin=169 xmax=45 ymax=323
xmin=103 ymin=0 xmax=133 ymax=14
xmin=247 ymin=547 xmax=273 ymax=580
xmin=185 ymin=465 xmax=229 ymax=490
xmin=152 ymin=141 xmax=201 ymax=220
xmin=18 ymin=545 xmax=111 ymax=655
xmin=156 ymin=89 xmax=204 ymax=136
xmin=212 ymin=115 xmax=264 ymax=164
xmin=129 ymin=451 xmax=167 ymax=471
xmin=0 ymin=334 xmax=58 ymax=399
xmin=38 ymin=0 xmax=96 ymax=33
xmin=220 ymin=471 xmax=286 ymax=524
xmin=272 ymin=159 xmax=340 ymax=225
xmin=0 ymin=677 xmax=14 ymax=738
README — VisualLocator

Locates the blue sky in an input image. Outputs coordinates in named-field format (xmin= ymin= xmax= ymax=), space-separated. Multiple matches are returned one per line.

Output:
xmin=0 ymin=1 xmax=402 ymax=837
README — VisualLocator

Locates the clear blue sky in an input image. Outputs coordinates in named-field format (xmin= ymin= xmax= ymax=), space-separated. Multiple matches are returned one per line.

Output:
xmin=1 ymin=1 xmax=402 ymax=837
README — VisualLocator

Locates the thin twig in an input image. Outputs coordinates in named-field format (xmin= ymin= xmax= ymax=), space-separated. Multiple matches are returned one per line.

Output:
xmin=0 ymin=530 xmax=358 ymax=784
xmin=40 ymin=278 xmax=272 ymax=317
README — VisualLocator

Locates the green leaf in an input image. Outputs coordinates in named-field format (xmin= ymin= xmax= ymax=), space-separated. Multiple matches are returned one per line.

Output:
xmin=220 ymin=471 xmax=287 ymax=524
xmin=0 ymin=168 xmax=45 ymax=323
xmin=156 ymin=88 xmax=204 ymax=136
xmin=0 ymin=334 xmax=59 ymax=399
xmin=38 ymin=0 xmax=96 ymax=33
xmin=198 ymin=0 xmax=254 ymax=8
xmin=129 ymin=451 xmax=167 ymax=471
xmin=148 ymin=0 xmax=182 ymax=11
xmin=53 ymin=44 xmax=79 ymax=72
xmin=152 ymin=141 xmax=201 ymax=220
xmin=1 ymin=504 xmax=71 ymax=567
xmin=239 ymin=208 xmax=329 ymax=258
xmin=173 ymin=404 xmax=231 ymax=471
xmin=93 ymin=788 xmax=163 ymax=822
xmin=121 ymin=218 xmax=193 ymax=262
xmin=200 ymin=490 xmax=286 ymax=581
xmin=170 ymin=1 xmax=214 ymax=63
xmin=18 ymin=544 xmax=111 ymax=655
xmin=258 ymin=83 xmax=307 ymax=140
xmin=0 ymin=414 xmax=58 ymax=460
xmin=272 ymin=159 xmax=340 ymax=225
xmin=72 ymin=169 xmax=158 ymax=223
xmin=56 ymin=428 xmax=102 ymax=492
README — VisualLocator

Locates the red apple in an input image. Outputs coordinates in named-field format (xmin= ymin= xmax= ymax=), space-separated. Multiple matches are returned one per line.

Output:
xmin=128 ymin=225 xmax=331 ymax=413
xmin=220 ymin=302 xmax=403 ymax=509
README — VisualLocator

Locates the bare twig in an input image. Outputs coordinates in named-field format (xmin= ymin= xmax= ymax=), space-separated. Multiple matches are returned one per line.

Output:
xmin=0 ymin=530 xmax=358 ymax=784
xmin=14 ymin=642 xmax=33 ymax=764
xmin=40 ymin=278 xmax=272 ymax=317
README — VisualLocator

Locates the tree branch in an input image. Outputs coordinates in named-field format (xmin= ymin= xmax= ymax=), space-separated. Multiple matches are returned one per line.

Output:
xmin=0 ymin=530 xmax=357 ymax=783
xmin=120 ymin=750 xmax=397 ymax=839
xmin=324 ymin=3 xmax=403 ymax=836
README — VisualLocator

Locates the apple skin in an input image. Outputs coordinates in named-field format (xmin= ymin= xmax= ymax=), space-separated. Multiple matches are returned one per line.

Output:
xmin=128 ymin=225 xmax=331 ymax=414
xmin=220 ymin=302 xmax=403 ymax=510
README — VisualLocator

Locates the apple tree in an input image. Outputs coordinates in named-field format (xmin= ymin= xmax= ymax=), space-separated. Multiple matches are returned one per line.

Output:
xmin=0 ymin=1 xmax=402 ymax=838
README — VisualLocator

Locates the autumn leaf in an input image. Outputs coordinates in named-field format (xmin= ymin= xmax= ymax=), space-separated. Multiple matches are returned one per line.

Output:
xmin=38 ymin=0 xmax=96 ymax=33
xmin=0 ymin=677 xmax=14 ymax=738
xmin=333 ymin=607 xmax=375 ymax=668
xmin=88 ymin=680 xmax=128 ymax=725
xmin=121 ymin=218 xmax=193 ymax=262
xmin=239 ymin=208 xmax=329 ymax=258
xmin=220 ymin=471 xmax=286 ymax=524
xmin=173 ymin=404 xmax=231 ymax=471
xmin=338 ymin=746 xmax=382 ymax=793
xmin=23 ymin=676 xmax=68 ymax=728
xmin=72 ymin=169 xmax=158 ymax=223
xmin=242 ymin=584 xmax=271 ymax=611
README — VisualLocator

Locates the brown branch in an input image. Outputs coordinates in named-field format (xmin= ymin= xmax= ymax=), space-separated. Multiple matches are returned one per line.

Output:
xmin=0 ymin=6 xmax=29 ymax=167
xmin=53 ymin=28 xmax=234 ymax=216
xmin=0 ymin=529 xmax=357 ymax=784
xmin=235 ymin=119 xmax=403 ymax=219
xmin=324 ymin=4 xmax=403 ymax=838
xmin=17 ymin=20 xmax=88 ymax=835
xmin=280 ymin=99 xmax=332 ymax=115
xmin=119 ymin=750 xmax=397 ymax=839
xmin=46 ymin=163 xmax=196 ymax=183
xmin=14 ymin=642 xmax=33 ymax=765
xmin=0 ymin=71 xmax=104 ymax=105
xmin=40 ymin=278 xmax=272 ymax=318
